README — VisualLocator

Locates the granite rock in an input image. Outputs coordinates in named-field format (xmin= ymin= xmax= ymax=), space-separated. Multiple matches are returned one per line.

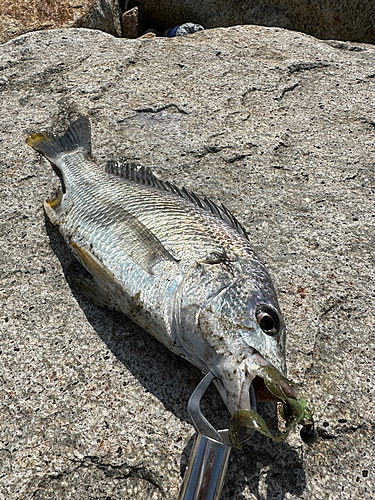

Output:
xmin=122 ymin=6 xmax=140 ymax=39
xmin=0 ymin=26 xmax=374 ymax=499
xmin=0 ymin=0 xmax=122 ymax=44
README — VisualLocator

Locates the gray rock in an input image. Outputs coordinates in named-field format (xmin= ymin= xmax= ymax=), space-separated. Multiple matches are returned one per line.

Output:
xmin=0 ymin=0 xmax=122 ymax=44
xmin=125 ymin=0 xmax=375 ymax=44
xmin=0 ymin=26 xmax=374 ymax=499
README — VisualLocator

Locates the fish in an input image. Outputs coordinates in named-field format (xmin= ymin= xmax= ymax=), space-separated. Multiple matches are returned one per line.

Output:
xmin=27 ymin=117 xmax=310 ymax=441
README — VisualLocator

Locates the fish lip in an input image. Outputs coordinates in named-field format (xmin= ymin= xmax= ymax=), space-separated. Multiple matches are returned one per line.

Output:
xmin=238 ymin=350 xmax=297 ymax=408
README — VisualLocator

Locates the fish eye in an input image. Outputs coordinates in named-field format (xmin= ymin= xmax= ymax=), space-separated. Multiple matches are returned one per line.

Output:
xmin=256 ymin=306 xmax=280 ymax=336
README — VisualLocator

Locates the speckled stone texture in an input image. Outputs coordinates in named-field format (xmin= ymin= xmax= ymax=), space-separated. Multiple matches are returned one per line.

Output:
xmin=0 ymin=26 xmax=374 ymax=499
xmin=0 ymin=0 xmax=122 ymax=44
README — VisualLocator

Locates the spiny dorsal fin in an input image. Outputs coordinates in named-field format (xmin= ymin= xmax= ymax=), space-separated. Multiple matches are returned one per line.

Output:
xmin=106 ymin=161 xmax=249 ymax=241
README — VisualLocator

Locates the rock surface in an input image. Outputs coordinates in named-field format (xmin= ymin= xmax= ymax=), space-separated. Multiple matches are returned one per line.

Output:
xmin=122 ymin=6 xmax=140 ymax=39
xmin=0 ymin=0 xmax=122 ymax=44
xmin=0 ymin=26 xmax=374 ymax=499
xmin=127 ymin=0 xmax=375 ymax=44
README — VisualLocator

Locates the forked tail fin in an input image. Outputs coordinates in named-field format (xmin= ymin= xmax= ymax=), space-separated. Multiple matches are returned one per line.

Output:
xmin=26 ymin=116 xmax=91 ymax=164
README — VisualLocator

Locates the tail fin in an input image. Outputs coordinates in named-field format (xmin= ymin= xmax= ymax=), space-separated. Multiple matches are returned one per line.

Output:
xmin=26 ymin=116 xmax=91 ymax=164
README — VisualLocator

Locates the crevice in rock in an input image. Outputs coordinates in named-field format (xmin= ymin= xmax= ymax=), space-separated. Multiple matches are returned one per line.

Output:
xmin=275 ymin=82 xmax=299 ymax=101
xmin=287 ymin=62 xmax=331 ymax=74
xmin=134 ymin=103 xmax=189 ymax=114
xmin=224 ymin=153 xmax=252 ymax=163
xmin=323 ymin=40 xmax=367 ymax=52
xmin=32 ymin=455 xmax=163 ymax=497
xmin=121 ymin=0 xmax=375 ymax=44
xmin=317 ymin=421 xmax=375 ymax=440
xmin=193 ymin=144 xmax=233 ymax=158
xmin=75 ymin=455 xmax=163 ymax=489
xmin=319 ymin=293 xmax=350 ymax=318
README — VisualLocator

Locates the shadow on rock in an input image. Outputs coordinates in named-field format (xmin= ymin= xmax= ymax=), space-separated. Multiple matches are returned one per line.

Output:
xmin=45 ymin=214 xmax=306 ymax=498
xmin=224 ymin=432 xmax=305 ymax=500
xmin=179 ymin=410 xmax=306 ymax=500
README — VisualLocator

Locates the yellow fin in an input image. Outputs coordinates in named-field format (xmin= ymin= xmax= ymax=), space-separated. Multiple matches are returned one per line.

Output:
xmin=26 ymin=133 xmax=53 ymax=153
xmin=71 ymin=241 xmax=112 ymax=284
xmin=45 ymin=190 xmax=63 ymax=209
xmin=26 ymin=117 xmax=91 ymax=163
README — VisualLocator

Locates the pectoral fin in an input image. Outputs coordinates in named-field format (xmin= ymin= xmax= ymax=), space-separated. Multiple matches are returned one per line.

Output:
xmin=116 ymin=208 xmax=179 ymax=274
xmin=91 ymin=198 xmax=180 ymax=274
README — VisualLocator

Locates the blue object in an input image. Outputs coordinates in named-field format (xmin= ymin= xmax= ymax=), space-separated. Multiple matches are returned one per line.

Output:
xmin=164 ymin=23 xmax=204 ymax=37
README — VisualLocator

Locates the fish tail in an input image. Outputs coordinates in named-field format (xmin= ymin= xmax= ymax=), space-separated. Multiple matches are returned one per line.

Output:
xmin=26 ymin=116 xmax=91 ymax=164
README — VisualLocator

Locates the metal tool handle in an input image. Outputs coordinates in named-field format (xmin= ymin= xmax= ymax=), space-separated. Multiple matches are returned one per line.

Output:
xmin=178 ymin=430 xmax=231 ymax=500
xmin=179 ymin=371 xmax=257 ymax=500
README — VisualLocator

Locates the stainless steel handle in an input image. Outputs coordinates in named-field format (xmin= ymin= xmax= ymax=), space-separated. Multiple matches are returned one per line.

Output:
xmin=179 ymin=371 xmax=256 ymax=500
xmin=178 ymin=431 xmax=232 ymax=500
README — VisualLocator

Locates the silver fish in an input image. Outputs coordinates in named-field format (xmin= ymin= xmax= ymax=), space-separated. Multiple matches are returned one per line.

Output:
xmin=27 ymin=117 xmax=296 ymax=416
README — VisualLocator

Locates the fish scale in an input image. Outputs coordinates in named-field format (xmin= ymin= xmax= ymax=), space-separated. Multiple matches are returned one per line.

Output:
xmin=75 ymin=166 xmax=247 ymax=266
xmin=26 ymin=116 xmax=291 ymax=417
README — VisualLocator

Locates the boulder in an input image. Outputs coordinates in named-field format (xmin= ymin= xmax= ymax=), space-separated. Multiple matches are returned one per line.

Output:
xmin=121 ymin=6 xmax=140 ymax=39
xmin=126 ymin=0 xmax=375 ymax=44
xmin=0 ymin=0 xmax=122 ymax=44
xmin=0 ymin=26 xmax=374 ymax=499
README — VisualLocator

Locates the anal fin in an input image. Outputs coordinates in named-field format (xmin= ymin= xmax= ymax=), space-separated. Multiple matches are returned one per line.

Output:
xmin=69 ymin=242 xmax=120 ymax=310
xmin=43 ymin=192 xmax=63 ymax=226
xmin=69 ymin=275 xmax=118 ymax=311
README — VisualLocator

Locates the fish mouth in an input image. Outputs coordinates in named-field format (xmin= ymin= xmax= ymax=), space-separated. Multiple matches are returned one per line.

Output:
xmin=238 ymin=350 xmax=297 ymax=410
xmin=252 ymin=375 xmax=297 ymax=402
xmin=230 ymin=353 xmax=315 ymax=448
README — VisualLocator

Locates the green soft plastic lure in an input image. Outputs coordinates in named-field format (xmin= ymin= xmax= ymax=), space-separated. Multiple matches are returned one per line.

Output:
xmin=229 ymin=366 xmax=316 ymax=449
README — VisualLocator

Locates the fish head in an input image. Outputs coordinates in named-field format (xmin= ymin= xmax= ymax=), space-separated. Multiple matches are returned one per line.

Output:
xmin=201 ymin=267 xmax=296 ymax=412
xmin=175 ymin=258 xmax=295 ymax=414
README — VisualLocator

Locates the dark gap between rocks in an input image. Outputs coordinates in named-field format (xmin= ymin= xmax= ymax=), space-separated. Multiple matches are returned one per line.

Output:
xmin=120 ymin=0 xmax=375 ymax=44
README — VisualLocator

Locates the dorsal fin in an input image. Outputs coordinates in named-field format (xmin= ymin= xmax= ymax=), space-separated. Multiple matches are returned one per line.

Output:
xmin=106 ymin=161 xmax=249 ymax=241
